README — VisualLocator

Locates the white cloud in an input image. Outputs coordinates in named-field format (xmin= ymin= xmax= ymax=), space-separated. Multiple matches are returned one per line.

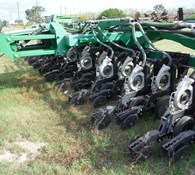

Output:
xmin=0 ymin=0 xmax=194 ymax=20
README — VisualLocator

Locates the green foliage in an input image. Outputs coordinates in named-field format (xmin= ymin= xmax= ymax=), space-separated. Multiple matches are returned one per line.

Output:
xmin=77 ymin=16 xmax=87 ymax=22
xmin=0 ymin=20 xmax=9 ymax=32
xmin=2 ymin=20 xmax=9 ymax=27
xmin=25 ymin=6 xmax=45 ymax=23
xmin=8 ymin=145 xmax=26 ymax=154
xmin=73 ymin=12 xmax=97 ymax=22
xmin=0 ymin=20 xmax=3 ymax=32
xmin=190 ymin=14 xmax=195 ymax=18
xmin=97 ymin=8 xmax=126 ymax=19
xmin=153 ymin=4 xmax=165 ymax=13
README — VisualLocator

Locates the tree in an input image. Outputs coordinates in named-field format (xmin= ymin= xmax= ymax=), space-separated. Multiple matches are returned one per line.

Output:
xmin=0 ymin=20 xmax=3 ymax=32
xmin=73 ymin=12 xmax=98 ymax=22
xmin=153 ymin=4 xmax=165 ymax=13
xmin=97 ymin=8 xmax=126 ymax=19
xmin=191 ymin=14 xmax=195 ymax=18
xmin=2 ymin=20 xmax=9 ymax=27
xmin=25 ymin=6 xmax=45 ymax=23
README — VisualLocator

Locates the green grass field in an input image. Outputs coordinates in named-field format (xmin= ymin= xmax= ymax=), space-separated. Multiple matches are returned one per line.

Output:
xmin=0 ymin=40 xmax=195 ymax=175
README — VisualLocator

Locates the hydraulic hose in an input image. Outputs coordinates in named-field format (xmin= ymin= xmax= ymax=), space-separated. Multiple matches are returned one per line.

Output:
xmin=64 ymin=23 xmax=89 ymax=34
xmin=140 ymin=22 xmax=176 ymax=28
xmin=91 ymin=27 xmax=114 ymax=58
xmin=176 ymin=22 xmax=195 ymax=35
xmin=130 ymin=23 xmax=147 ymax=67
xmin=96 ymin=26 xmax=135 ymax=57
xmin=134 ymin=22 xmax=172 ymax=66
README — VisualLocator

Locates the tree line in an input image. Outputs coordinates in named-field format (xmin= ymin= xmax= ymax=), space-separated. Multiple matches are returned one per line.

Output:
xmin=0 ymin=4 xmax=195 ymax=27
xmin=24 ymin=4 xmax=194 ymax=23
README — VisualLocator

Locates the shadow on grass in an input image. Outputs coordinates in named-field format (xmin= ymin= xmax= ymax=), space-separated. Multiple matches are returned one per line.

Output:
xmin=0 ymin=59 xmax=169 ymax=174
xmin=0 ymin=60 xmax=50 ymax=92
xmin=38 ymin=90 xmax=133 ymax=171
xmin=0 ymin=60 xmax=132 ymax=171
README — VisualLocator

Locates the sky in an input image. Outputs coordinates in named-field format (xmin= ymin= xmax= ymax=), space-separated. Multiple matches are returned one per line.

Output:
xmin=0 ymin=0 xmax=194 ymax=21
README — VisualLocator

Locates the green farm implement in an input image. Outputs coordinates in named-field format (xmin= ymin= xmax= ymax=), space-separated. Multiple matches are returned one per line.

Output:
xmin=1 ymin=10 xmax=195 ymax=164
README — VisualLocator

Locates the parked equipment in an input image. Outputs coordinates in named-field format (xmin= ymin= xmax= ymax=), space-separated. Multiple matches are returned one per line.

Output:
xmin=1 ymin=11 xmax=195 ymax=164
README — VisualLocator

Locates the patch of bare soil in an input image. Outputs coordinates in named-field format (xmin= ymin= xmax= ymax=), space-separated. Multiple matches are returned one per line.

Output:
xmin=0 ymin=141 xmax=46 ymax=167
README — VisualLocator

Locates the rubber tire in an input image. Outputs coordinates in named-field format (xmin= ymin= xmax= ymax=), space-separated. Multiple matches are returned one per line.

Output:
xmin=27 ymin=57 xmax=39 ymax=65
xmin=120 ymin=96 xmax=145 ymax=129
xmin=38 ymin=64 xmax=51 ymax=75
xmin=170 ymin=145 xmax=189 ymax=163
xmin=154 ymin=95 xmax=170 ymax=119
xmin=44 ymin=70 xmax=59 ymax=82
xmin=94 ymin=112 xmax=112 ymax=130
xmin=32 ymin=61 xmax=42 ymax=69
xmin=72 ymin=73 xmax=82 ymax=82
xmin=73 ymin=83 xmax=85 ymax=92
xmin=93 ymin=95 xmax=107 ymax=108
xmin=173 ymin=116 xmax=194 ymax=137
xmin=121 ymin=114 xmax=139 ymax=130
xmin=91 ymin=109 xmax=103 ymax=124
xmin=100 ymin=83 xmax=113 ymax=91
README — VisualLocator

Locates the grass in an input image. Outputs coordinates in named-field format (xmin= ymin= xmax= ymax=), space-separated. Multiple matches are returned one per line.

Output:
xmin=0 ymin=40 xmax=195 ymax=175
xmin=155 ymin=39 xmax=195 ymax=54
xmin=1 ymin=26 xmax=24 ymax=33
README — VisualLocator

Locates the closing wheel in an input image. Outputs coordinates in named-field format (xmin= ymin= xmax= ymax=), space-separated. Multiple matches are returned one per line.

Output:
xmin=154 ymin=95 xmax=170 ymax=119
xmin=120 ymin=97 xmax=145 ymax=129
xmin=173 ymin=116 xmax=194 ymax=137
xmin=93 ymin=95 xmax=107 ymax=108
xmin=93 ymin=112 xmax=112 ymax=130
xmin=135 ymin=146 xmax=152 ymax=164
xmin=91 ymin=109 xmax=103 ymax=124
xmin=73 ymin=83 xmax=85 ymax=92
xmin=27 ymin=56 xmax=39 ymax=65
xmin=70 ymin=94 xmax=85 ymax=105
xmin=38 ymin=64 xmax=51 ymax=75
xmin=121 ymin=114 xmax=139 ymax=130
xmin=70 ymin=96 xmax=83 ymax=105
xmin=44 ymin=70 xmax=59 ymax=82
xmin=54 ymin=81 xmax=67 ymax=91
xmin=72 ymin=73 xmax=82 ymax=82
xmin=169 ymin=145 xmax=189 ymax=163
xmin=32 ymin=61 xmax=43 ymax=69
xmin=100 ymin=83 xmax=113 ymax=91
xmin=69 ymin=91 xmax=80 ymax=100
xmin=69 ymin=89 xmax=89 ymax=105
